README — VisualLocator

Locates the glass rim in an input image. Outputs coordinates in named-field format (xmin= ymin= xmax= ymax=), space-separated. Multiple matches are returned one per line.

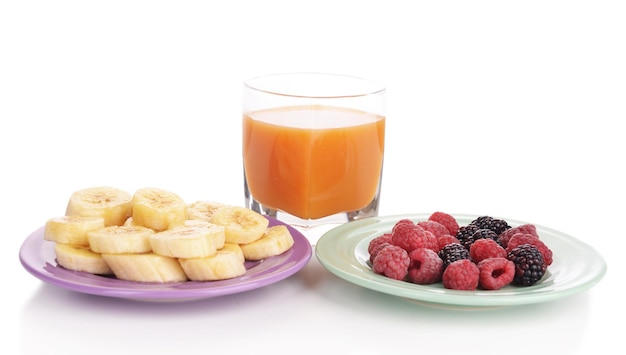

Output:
xmin=243 ymin=72 xmax=386 ymax=99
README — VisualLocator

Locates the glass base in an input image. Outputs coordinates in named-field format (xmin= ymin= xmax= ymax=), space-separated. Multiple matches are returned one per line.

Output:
xmin=245 ymin=194 xmax=380 ymax=246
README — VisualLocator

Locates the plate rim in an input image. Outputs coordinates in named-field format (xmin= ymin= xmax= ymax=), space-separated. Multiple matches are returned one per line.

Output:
xmin=315 ymin=213 xmax=607 ymax=307
xmin=19 ymin=216 xmax=313 ymax=301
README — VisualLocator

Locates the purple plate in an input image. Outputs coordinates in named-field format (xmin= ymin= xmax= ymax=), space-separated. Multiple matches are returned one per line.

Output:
xmin=19 ymin=217 xmax=312 ymax=301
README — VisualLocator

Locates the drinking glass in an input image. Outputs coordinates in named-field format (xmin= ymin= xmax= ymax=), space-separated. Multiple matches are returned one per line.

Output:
xmin=242 ymin=72 xmax=386 ymax=244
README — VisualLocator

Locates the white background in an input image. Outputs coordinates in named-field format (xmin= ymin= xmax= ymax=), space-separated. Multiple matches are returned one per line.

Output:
xmin=1 ymin=1 xmax=624 ymax=354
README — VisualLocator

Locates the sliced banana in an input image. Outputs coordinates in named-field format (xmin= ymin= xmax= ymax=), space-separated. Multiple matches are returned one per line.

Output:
xmin=131 ymin=187 xmax=187 ymax=231
xmin=128 ymin=212 xmax=210 ymax=229
xmin=45 ymin=187 xmax=299 ymax=284
xmin=187 ymin=200 xmax=229 ymax=222
xmin=123 ymin=216 xmax=137 ymax=226
xmin=240 ymin=225 xmax=295 ymax=261
xmin=54 ymin=243 xmax=113 ymax=275
xmin=102 ymin=253 xmax=188 ymax=283
xmin=183 ymin=219 xmax=212 ymax=228
xmin=210 ymin=206 xmax=269 ymax=244
xmin=87 ymin=225 xmax=155 ymax=254
xmin=149 ymin=225 xmax=226 ymax=259
xmin=179 ymin=243 xmax=246 ymax=281
xmin=65 ymin=186 xmax=133 ymax=226
xmin=44 ymin=215 xmax=105 ymax=246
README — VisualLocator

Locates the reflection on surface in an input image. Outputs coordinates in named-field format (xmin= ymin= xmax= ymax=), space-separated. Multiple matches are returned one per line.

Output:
xmin=20 ymin=256 xmax=590 ymax=355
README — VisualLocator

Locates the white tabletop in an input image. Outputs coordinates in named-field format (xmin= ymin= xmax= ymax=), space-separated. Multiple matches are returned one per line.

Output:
xmin=2 ymin=1 xmax=623 ymax=354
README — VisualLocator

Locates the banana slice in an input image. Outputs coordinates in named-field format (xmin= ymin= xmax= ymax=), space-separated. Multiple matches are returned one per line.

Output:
xmin=44 ymin=215 xmax=105 ymax=246
xmin=178 ymin=243 xmax=246 ymax=281
xmin=187 ymin=200 xmax=229 ymax=222
xmin=210 ymin=206 xmax=269 ymax=244
xmin=87 ymin=225 xmax=155 ymax=254
xmin=54 ymin=243 xmax=113 ymax=275
xmin=240 ymin=225 xmax=295 ymax=261
xmin=149 ymin=225 xmax=226 ymax=259
xmin=65 ymin=186 xmax=133 ymax=226
xmin=131 ymin=187 xmax=187 ymax=231
xmin=122 ymin=216 xmax=136 ymax=226
xmin=183 ymin=219 xmax=212 ymax=228
xmin=102 ymin=253 xmax=188 ymax=283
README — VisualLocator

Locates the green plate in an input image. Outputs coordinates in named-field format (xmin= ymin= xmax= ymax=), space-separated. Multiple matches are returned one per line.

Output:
xmin=315 ymin=213 xmax=607 ymax=308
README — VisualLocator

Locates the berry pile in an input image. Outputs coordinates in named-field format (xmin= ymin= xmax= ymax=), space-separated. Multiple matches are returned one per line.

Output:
xmin=368 ymin=212 xmax=553 ymax=291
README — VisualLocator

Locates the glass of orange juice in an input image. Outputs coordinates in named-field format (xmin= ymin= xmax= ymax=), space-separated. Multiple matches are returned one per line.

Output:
xmin=242 ymin=73 xmax=386 ymax=244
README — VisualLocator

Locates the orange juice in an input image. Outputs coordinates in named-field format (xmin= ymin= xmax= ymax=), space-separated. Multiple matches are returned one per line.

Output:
xmin=243 ymin=105 xmax=385 ymax=220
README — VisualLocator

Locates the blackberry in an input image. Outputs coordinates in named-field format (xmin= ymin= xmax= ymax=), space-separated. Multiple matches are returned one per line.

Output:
xmin=438 ymin=243 xmax=470 ymax=269
xmin=474 ymin=228 xmax=499 ymax=240
xmin=461 ymin=228 xmax=499 ymax=249
xmin=455 ymin=224 xmax=479 ymax=249
xmin=506 ymin=233 xmax=553 ymax=266
xmin=470 ymin=216 xmax=511 ymax=235
xmin=507 ymin=244 xmax=546 ymax=286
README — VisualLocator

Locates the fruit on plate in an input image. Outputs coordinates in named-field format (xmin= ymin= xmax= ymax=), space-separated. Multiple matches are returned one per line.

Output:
xmin=149 ymin=224 xmax=226 ymax=259
xmin=54 ymin=243 xmax=113 ymax=275
xmin=368 ymin=212 xmax=554 ymax=290
xmin=87 ymin=225 xmax=154 ymax=254
xmin=130 ymin=187 xmax=187 ymax=232
xmin=102 ymin=253 xmax=189 ymax=283
xmin=187 ymin=200 xmax=228 ymax=222
xmin=45 ymin=186 xmax=296 ymax=283
xmin=179 ymin=243 xmax=247 ymax=281
xmin=65 ymin=186 xmax=133 ymax=227
xmin=240 ymin=225 xmax=295 ymax=261
xmin=210 ymin=205 xmax=270 ymax=244
xmin=44 ymin=215 xmax=105 ymax=246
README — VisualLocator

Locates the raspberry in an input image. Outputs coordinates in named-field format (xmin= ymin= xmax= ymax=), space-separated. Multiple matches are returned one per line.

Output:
xmin=391 ymin=223 xmax=438 ymax=253
xmin=372 ymin=245 xmax=410 ymax=281
xmin=470 ymin=238 xmax=507 ymax=262
xmin=407 ymin=248 xmax=443 ymax=285
xmin=370 ymin=243 xmax=393 ymax=264
xmin=477 ymin=257 xmax=515 ymax=290
xmin=417 ymin=220 xmax=450 ymax=239
xmin=368 ymin=233 xmax=393 ymax=263
xmin=391 ymin=219 xmax=415 ymax=233
xmin=506 ymin=233 xmax=553 ymax=266
xmin=369 ymin=215 xmax=554 ymax=291
xmin=470 ymin=216 xmax=511 ymax=235
xmin=507 ymin=244 xmax=546 ymax=286
xmin=442 ymin=259 xmax=480 ymax=290
xmin=498 ymin=224 xmax=538 ymax=248
xmin=437 ymin=234 xmax=461 ymax=251
xmin=438 ymin=243 xmax=470 ymax=269
xmin=428 ymin=211 xmax=459 ymax=236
